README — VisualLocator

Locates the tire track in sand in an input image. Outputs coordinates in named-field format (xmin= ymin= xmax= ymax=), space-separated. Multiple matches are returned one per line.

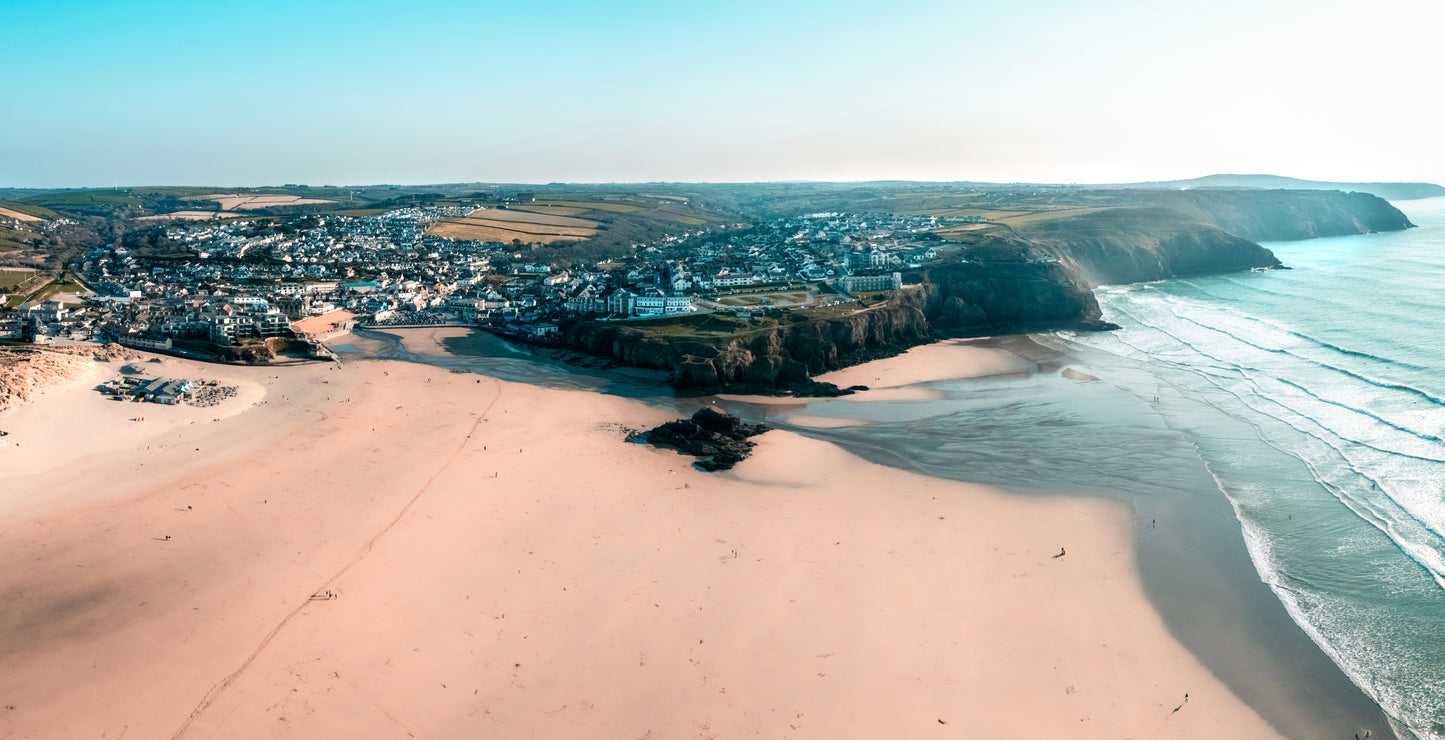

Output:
xmin=171 ymin=379 xmax=504 ymax=739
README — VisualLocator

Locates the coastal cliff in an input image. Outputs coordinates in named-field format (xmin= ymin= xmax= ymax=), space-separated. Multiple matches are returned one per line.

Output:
xmin=1008 ymin=207 xmax=1282 ymax=286
xmin=563 ymin=296 xmax=934 ymax=390
xmin=919 ymin=259 xmax=1107 ymax=332
xmin=561 ymin=260 xmax=1107 ymax=391
xmin=1106 ymin=189 xmax=1415 ymax=241
xmin=557 ymin=186 xmax=1415 ymax=392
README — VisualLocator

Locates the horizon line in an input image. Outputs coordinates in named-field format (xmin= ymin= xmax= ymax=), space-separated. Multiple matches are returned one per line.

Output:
xmin=6 ymin=173 xmax=1443 ymax=192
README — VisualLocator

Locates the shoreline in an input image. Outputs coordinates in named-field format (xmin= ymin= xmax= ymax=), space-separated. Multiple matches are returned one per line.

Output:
xmin=799 ymin=335 xmax=1392 ymax=738
xmin=0 ymin=333 xmax=1300 ymax=738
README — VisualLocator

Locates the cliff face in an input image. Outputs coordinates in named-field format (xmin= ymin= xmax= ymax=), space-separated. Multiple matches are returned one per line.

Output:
xmin=1012 ymin=207 xmax=1282 ymax=286
xmin=1111 ymin=189 xmax=1415 ymax=241
xmin=919 ymin=259 xmax=1106 ymax=331
xmin=562 ymin=260 xmax=1107 ymax=391
xmin=564 ymin=298 xmax=934 ymax=390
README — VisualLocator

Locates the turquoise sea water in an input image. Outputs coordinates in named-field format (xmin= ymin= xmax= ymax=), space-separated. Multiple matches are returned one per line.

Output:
xmin=1048 ymin=196 xmax=1445 ymax=740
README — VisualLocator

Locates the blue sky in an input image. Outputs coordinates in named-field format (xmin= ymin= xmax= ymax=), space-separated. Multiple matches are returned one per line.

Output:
xmin=3 ymin=0 xmax=1441 ymax=187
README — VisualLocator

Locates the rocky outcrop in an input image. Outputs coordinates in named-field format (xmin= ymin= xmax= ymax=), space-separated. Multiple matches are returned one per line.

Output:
xmin=630 ymin=407 xmax=771 ymax=471
xmin=565 ymin=298 xmax=937 ymax=391
xmin=917 ymin=258 xmax=1111 ymax=330
xmin=562 ymin=258 xmax=1110 ymax=392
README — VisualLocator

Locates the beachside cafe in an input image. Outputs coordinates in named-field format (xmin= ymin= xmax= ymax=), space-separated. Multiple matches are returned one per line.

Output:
xmin=108 ymin=377 xmax=195 ymax=405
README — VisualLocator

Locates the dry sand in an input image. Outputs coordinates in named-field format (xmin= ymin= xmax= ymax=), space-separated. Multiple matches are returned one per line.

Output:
xmin=816 ymin=339 xmax=1035 ymax=390
xmin=291 ymin=309 xmax=357 ymax=337
xmin=0 ymin=342 xmax=1284 ymax=739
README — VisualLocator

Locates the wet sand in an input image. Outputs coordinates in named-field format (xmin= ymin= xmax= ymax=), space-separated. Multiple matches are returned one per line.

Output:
xmin=791 ymin=337 xmax=1392 ymax=739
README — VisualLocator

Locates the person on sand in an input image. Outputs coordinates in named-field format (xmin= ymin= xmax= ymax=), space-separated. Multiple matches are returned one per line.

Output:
xmin=1053 ymin=547 xmax=1066 ymax=558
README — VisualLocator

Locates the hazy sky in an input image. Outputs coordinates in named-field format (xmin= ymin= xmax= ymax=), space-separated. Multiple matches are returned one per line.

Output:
xmin=3 ymin=0 xmax=1442 ymax=187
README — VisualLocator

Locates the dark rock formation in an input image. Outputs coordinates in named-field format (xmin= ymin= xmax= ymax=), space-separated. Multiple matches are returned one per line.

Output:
xmin=562 ymin=256 xmax=1111 ymax=393
xmin=564 ymin=299 xmax=935 ymax=392
xmin=917 ymin=258 xmax=1113 ymax=330
xmin=631 ymin=407 xmax=771 ymax=471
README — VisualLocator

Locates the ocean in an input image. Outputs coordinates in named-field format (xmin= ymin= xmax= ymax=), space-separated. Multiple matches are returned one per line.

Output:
xmin=1055 ymin=196 xmax=1445 ymax=740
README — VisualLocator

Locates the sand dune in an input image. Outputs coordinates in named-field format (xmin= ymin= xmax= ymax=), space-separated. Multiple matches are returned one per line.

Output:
xmin=0 ymin=345 xmax=1282 ymax=739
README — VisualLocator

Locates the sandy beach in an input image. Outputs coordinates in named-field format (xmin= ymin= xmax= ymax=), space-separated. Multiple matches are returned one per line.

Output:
xmin=814 ymin=338 xmax=1035 ymax=389
xmin=0 ymin=337 xmax=1286 ymax=739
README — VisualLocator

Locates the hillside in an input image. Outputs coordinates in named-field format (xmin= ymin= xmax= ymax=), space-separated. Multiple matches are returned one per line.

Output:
xmin=425 ymin=194 xmax=732 ymax=259
xmin=1088 ymin=189 xmax=1415 ymax=241
xmin=0 ymin=185 xmax=742 ymax=266
xmin=1002 ymin=207 xmax=1280 ymax=286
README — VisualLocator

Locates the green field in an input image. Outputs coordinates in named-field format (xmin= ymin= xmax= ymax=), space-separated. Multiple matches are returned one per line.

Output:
xmin=615 ymin=300 xmax=874 ymax=342
xmin=33 ymin=281 xmax=85 ymax=302
xmin=0 ymin=200 xmax=58 ymax=219
xmin=328 ymin=208 xmax=391 ymax=218
xmin=1 ymin=269 xmax=49 ymax=307
xmin=533 ymin=199 xmax=645 ymax=213
xmin=0 ymin=269 xmax=45 ymax=291
xmin=25 ymin=190 xmax=145 ymax=209
xmin=717 ymin=295 xmax=766 ymax=306
xmin=715 ymin=289 xmax=811 ymax=308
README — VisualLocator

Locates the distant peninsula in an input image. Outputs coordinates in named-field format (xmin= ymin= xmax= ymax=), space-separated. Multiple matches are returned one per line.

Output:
xmin=1113 ymin=173 xmax=1445 ymax=202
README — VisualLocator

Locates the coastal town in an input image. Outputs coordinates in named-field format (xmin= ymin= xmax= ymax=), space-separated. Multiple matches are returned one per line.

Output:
xmin=0 ymin=202 xmax=957 ymax=359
